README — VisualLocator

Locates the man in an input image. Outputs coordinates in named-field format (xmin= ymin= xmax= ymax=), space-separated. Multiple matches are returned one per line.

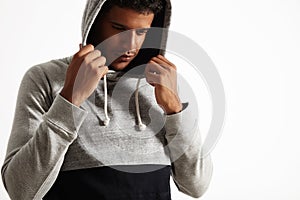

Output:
xmin=1 ymin=0 xmax=213 ymax=199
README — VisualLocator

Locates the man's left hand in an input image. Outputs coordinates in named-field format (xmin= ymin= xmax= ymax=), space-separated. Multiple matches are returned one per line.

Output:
xmin=145 ymin=55 xmax=182 ymax=115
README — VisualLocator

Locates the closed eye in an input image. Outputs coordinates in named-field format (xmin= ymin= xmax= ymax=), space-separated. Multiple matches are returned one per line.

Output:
xmin=136 ymin=28 xmax=149 ymax=36
xmin=112 ymin=25 xmax=126 ymax=31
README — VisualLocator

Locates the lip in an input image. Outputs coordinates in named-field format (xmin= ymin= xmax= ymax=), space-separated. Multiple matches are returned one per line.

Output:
xmin=116 ymin=50 xmax=136 ymax=56
xmin=114 ymin=51 xmax=135 ymax=62
xmin=119 ymin=55 xmax=134 ymax=62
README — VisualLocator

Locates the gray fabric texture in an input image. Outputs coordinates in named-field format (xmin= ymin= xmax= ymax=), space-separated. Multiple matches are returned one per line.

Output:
xmin=1 ymin=0 xmax=213 ymax=199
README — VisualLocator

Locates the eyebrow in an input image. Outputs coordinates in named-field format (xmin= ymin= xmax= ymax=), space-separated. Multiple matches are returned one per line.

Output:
xmin=110 ymin=21 xmax=151 ymax=30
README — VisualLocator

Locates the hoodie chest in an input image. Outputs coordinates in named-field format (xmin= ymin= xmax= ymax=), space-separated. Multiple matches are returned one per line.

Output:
xmin=78 ymin=77 xmax=166 ymax=138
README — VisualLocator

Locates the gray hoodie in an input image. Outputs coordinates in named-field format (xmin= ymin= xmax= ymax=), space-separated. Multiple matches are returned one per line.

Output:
xmin=1 ymin=0 xmax=213 ymax=199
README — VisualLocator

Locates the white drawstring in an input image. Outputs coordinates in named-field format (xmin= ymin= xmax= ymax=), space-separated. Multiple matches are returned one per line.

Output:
xmin=103 ymin=74 xmax=110 ymax=126
xmin=102 ymin=72 xmax=146 ymax=131
xmin=135 ymin=78 xmax=146 ymax=131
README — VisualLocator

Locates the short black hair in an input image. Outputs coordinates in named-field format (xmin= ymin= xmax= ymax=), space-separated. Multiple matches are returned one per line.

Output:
xmin=101 ymin=0 xmax=164 ymax=15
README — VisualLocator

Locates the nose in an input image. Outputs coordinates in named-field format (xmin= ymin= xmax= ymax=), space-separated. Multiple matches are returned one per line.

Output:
xmin=121 ymin=30 xmax=139 ymax=51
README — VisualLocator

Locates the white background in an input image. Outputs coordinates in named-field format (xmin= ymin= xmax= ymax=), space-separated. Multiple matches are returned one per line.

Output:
xmin=0 ymin=0 xmax=299 ymax=199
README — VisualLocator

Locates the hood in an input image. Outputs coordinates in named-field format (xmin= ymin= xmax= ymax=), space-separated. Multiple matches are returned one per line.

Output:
xmin=80 ymin=0 xmax=172 ymax=72
xmin=79 ymin=0 xmax=172 ymax=129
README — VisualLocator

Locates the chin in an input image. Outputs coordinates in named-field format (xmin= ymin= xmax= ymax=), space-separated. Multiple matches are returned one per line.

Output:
xmin=110 ymin=61 xmax=130 ymax=71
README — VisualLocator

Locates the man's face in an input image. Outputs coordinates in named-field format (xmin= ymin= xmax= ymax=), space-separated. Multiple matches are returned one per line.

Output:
xmin=91 ymin=6 xmax=154 ymax=71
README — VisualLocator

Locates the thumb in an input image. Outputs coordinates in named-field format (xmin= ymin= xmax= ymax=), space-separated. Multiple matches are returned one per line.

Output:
xmin=79 ymin=43 xmax=82 ymax=50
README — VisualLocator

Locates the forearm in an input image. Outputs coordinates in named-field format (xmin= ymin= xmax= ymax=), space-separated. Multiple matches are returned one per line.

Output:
xmin=1 ymin=95 xmax=87 ymax=200
xmin=168 ymin=129 xmax=213 ymax=198
xmin=2 ymin=124 xmax=73 ymax=200
xmin=164 ymin=105 xmax=213 ymax=198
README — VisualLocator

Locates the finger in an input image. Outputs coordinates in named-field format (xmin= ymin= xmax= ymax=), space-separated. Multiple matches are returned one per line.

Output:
xmin=157 ymin=55 xmax=176 ymax=70
xmin=151 ymin=57 xmax=170 ymax=71
xmin=157 ymin=55 xmax=175 ymax=67
xmin=145 ymin=70 xmax=160 ymax=86
xmin=152 ymin=55 xmax=176 ymax=70
xmin=145 ymin=60 xmax=167 ymax=75
xmin=90 ymin=55 xmax=106 ymax=69
xmin=98 ymin=66 xmax=109 ymax=79
xmin=84 ymin=50 xmax=102 ymax=63
xmin=76 ymin=44 xmax=94 ymax=58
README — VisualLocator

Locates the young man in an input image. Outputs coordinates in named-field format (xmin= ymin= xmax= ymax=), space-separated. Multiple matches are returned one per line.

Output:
xmin=1 ymin=0 xmax=213 ymax=199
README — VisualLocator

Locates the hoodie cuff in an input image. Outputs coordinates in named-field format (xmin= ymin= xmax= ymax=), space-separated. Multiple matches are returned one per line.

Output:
xmin=165 ymin=103 xmax=197 ymax=134
xmin=44 ymin=94 xmax=88 ymax=135
xmin=164 ymin=102 xmax=201 ymax=162
xmin=164 ymin=102 xmax=199 ymax=146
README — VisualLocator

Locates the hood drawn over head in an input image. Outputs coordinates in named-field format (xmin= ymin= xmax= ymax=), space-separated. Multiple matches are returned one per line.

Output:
xmin=81 ymin=0 xmax=172 ymax=72
xmin=80 ymin=0 xmax=172 ymax=128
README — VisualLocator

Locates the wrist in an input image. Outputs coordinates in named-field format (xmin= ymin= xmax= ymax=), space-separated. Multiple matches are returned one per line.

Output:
xmin=60 ymin=88 xmax=81 ymax=107
xmin=164 ymin=101 xmax=183 ymax=115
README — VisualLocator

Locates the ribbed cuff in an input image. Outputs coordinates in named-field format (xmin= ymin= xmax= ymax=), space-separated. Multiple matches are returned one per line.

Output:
xmin=165 ymin=103 xmax=197 ymax=138
xmin=164 ymin=102 xmax=201 ymax=162
xmin=44 ymin=94 xmax=88 ymax=135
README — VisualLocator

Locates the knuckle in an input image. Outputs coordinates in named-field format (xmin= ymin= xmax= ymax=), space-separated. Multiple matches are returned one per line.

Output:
xmin=87 ymin=44 xmax=94 ymax=50
xmin=102 ymin=65 xmax=109 ymax=71
xmin=83 ymin=57 xmax=90 ymax=66
xmin=74 ymin=52 xmax=81 ymax=59
xmin=97 ymin=67 xmax=106 ymax=77
xmin=100 ymin=56 xmax=106 ymax=64
xmin=94 ymin=57 xmax=106 ymax=68
xmin=91 ymin=67 xmax=99 ymax=74
xmin=94 ymin=49 xmax=101 ymax=57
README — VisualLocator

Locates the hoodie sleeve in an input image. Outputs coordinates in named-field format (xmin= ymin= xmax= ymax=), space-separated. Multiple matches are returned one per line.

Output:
xmin=164 ymin=103 xmax=213 ymax=198
xmin=1 ymin=65 xmax=88 ymax=200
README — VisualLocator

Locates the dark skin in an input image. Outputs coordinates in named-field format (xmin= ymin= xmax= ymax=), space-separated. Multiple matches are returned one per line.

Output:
xmin=60 ymin=5 xmax=182 ymax=114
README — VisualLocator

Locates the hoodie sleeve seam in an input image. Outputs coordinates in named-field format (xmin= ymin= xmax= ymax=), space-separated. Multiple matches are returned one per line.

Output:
xmin=43 ymin=116 xmax=78 ymax=141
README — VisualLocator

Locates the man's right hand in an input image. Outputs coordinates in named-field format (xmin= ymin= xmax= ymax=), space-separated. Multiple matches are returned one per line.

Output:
xmin=60 ymin=44 xmax=108 ymax=106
